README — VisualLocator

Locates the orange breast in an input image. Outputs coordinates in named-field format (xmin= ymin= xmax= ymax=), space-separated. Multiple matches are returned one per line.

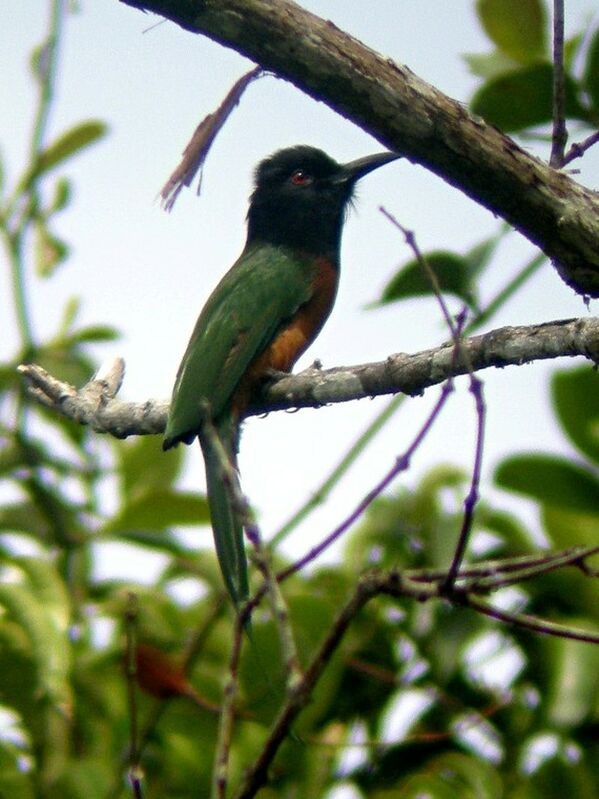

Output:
xmin=233 ymin=256 xmax=338 ymax=413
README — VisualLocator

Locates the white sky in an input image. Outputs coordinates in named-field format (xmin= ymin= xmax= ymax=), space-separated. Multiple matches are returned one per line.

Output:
xmin=2 ymin=1 xmax=598 ymax=577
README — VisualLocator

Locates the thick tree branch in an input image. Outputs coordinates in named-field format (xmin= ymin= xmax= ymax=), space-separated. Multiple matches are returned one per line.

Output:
xmin=119 ymin=0 xmax=599 ymax=297
xmin=17 ymin=317 xmax=599 ymax=438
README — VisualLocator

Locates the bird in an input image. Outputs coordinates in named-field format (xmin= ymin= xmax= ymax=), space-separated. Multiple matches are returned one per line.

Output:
xmin=163 ymin=145 xmax=399 ymax=610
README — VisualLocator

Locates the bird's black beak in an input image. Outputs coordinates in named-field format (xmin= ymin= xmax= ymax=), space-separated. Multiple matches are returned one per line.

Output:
xmin=335 ymin=151 xmax=400 ymax=186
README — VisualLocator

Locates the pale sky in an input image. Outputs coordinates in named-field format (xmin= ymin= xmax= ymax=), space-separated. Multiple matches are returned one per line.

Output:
xmin=2 ymin=1 xmax=597 ymax=580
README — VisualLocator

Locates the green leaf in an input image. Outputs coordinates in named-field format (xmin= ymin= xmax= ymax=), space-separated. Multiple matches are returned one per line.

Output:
xmin=564 ymin=32 xmax=585 ymax=72
xmin=114 ymin=435 xmax=183 ymax=501
xmin=474 ymin=506 xmax=535 ymax=555
xmin=0 ymin=583 xmax=71 ymax=709
xmin=464 ymin=226 xmax=507 ymax=275
xmin=34 ymin=221 xmax=69 ymax=276
xmin=49 ymin=757 xmax=113 ymax=799
xmin=0 ymin=501 xmax=51 ymax=539
xmin=477 ymin=0 xmax=547 ymax=63
xmin=46 ymin=176 xmax=72 ymax=214
xmin=62 ymin=325 xmax=121 ymax=345
xmin=0 ymin=365 xmax=18 ymax=392
xmin=471 ymin=63 xmax=588 ymax=132
xmin=376 ymin=250 xmax=479 ymax=309
xmin=552 ymin=366 xmax=599 ymax=466
xmin=544 ymin=630 xmax=599 ymax=728
xmin=0 ymin=621 xmax=37 ymax=716
xmin=391 ymin=752 xmax=504 ymax=798
xmin=11 ymin=556 xmax=71 ymax=634
xmin=0 ymin=744 xmax=35 ymax=799
xmin=55 ymin=296 xmax=81 ymax=338
xmin=104 ymin=490 xmax=210 ymax=533
xmin=464 ymin=50 xmax=519 ymax=81
xmin=530 ymin=739 xmax=599 ymax=797
xmin=24 ymin=121 xmax=107 ymax=186
xmin=34 ymin=347 xmax=95 ymax=387
xmin=30 ymin=39 xmax=50 ymax=83
xmin=543 ymin=505 xmax=599 ymax=551
xmin=583 ymin=27 xmax=599 ymax=119
xmin=495 ymin=454 xmax=599 ymax=515
xmin=0 ymin=441 xmax=28 ymax=477
xmin=238 ymin=618 xmax=286 ymax=722
xmin=106 ymin=528 xmax=191 ymax=556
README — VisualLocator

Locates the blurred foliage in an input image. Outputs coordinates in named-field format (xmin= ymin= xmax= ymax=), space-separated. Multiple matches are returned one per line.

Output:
xmin=1 ymin=2 xmax=598 ymax=799
xmin=469 ymin=0 xmax=599 ymax=132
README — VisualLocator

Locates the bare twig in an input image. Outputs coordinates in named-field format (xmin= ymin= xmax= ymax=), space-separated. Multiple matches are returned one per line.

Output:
xmin=277 ymin=375 xmax=455 ymax=583
xmin=269 ymin=393 xmax=406 ymax=549
xmin=379 ymin=208 xmax=458 ymax=335
xmin=550 ymin=0 xmax=568 ymax=167
xmin=227 ymin=546 xmax=599 ymax=798
xmin=234 ymin=574 xmax=381 ymax=799
xmin=201 ymin=417 xmax=303 ymax=796
xmin=444 ymin=371 xmax=485 ymax=586
xmin=407 ymin=546 xmax=599 ymax=589
xmin=212 ymin=615 xmax=244 ymax=799
xmin=461 ymin=592 xmax=599 ymax=644
xmin=380 ymin=208 xmax=486 ymax=587
xmin=562 ymin=130 xmax=599 ymax=165
xmin=235 ymin=558 xmax=599 ymax=798
xmin=123 ymin=592 xmax=145 ymax=799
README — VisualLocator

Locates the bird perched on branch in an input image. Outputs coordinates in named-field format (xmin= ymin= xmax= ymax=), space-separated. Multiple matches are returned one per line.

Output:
xmin=163 ymin=145 xmax=398 ymax=610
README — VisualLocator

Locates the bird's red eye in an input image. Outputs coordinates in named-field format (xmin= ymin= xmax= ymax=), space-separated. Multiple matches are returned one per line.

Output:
xmin=290 ymin=169 xmax=312 ymax=186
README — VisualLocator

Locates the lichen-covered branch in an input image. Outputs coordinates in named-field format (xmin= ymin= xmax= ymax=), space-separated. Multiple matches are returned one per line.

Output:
xmin=119 ymin=0 xmax=599 ymax=297
xmin=17 ymin=317 xmax=599 ymax=438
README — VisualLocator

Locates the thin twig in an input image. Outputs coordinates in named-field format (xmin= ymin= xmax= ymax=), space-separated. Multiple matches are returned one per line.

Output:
xmin=461 ymin=545 xmax=599 ymax=591
xmin=550 ymin=0 xmax=568 ymax=167
xmin=124 ymin=592 xmax=145 ymax=799
xmin=234 ymin=575 xmax=380 ymax=799
xmin=406 ymin=545 xmax=599 ymax=588
xmin=103 ymin=599 xmax=228 ymax=799
xmin=247 ymin=531 xmax=304 ymax=689
xmin=380 ymin=209 xmax=486 ymax=587
xmin=277 ymin=377 xmax=455 ymax=584
xmin=269 ymin=393 xmax=406 ymax=549
xmin=6 ymin=0 xmax=65 ymax=351
xmin=380 ymin=208 xmax=458 ymax=337
xmin=445 ymin=371 xmax=485 ymax=586
xmin=232 ymin=553 xmax=599 ymax=797
xmin=212 ymin=615 xmax=244 ymax=799
xmin=202 ymin=417 xmax=303 ymax=795
xmin=462 ymin=592 xmax=599 ymax=644
xmin=562 ymin=130 xmax=599 ymax=165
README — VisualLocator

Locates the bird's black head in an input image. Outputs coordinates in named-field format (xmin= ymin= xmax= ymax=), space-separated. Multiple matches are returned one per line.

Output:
xmin=246 ymin=145 xmax=398 ymax=262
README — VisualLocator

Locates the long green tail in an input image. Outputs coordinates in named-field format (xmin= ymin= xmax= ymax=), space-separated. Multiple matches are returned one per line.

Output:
xmin=199 ymin=417 xmax=249 ymax=609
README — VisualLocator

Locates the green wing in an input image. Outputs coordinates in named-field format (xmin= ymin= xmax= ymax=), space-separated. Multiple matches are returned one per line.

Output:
xmin=164 ymin=243 xmax=316 ymax=447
